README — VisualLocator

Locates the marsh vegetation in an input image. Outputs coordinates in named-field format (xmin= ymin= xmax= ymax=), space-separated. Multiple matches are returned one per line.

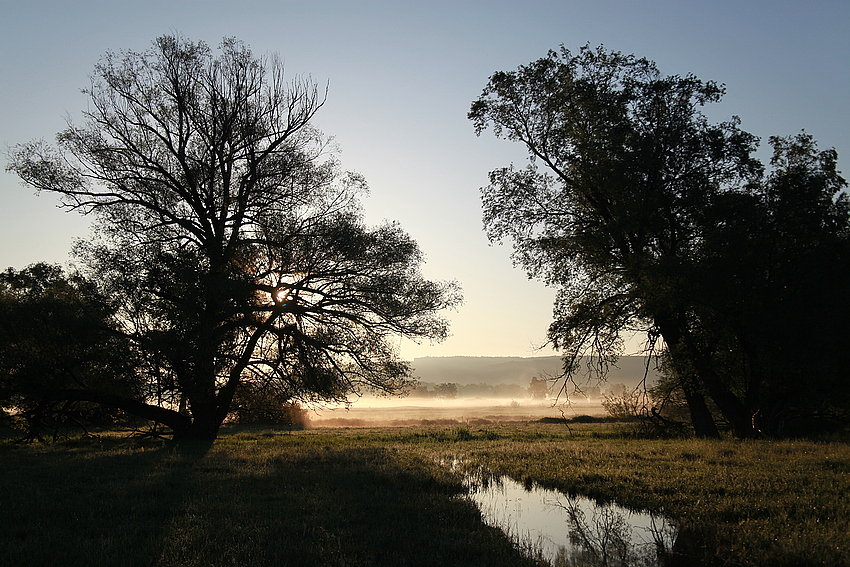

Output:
xmin=3 ymin=422 xmax=848 ymax=566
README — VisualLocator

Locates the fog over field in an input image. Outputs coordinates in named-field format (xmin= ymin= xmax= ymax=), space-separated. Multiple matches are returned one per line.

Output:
xmin=308 ymin=356 xmax=658 ymax=426
xmin=309 ymin=397 xmax=605 ymax=427
xmin=409 ymin=355 xmax=659 ymax=387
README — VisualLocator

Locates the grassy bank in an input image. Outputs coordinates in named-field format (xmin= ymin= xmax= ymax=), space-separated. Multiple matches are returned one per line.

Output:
xmin=2 ymin=423 xmax=849 ymax=566
xmin=415 ymin=423 xmax=850 ymax=566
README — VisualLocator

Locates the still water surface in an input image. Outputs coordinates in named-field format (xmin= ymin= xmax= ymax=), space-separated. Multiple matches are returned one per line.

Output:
xmin=458 ymin=464 xmax=679 ymax=567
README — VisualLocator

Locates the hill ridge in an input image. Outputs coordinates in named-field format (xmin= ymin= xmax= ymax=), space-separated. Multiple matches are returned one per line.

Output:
xmin=410 ymin=355 xmax=659 ymax=387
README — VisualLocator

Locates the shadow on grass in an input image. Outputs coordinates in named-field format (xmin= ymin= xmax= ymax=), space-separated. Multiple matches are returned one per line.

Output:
xmin=2 ymin=438 xmax=209 ymax=566
xmin=1 ymin=438 xmax=541 ymax=567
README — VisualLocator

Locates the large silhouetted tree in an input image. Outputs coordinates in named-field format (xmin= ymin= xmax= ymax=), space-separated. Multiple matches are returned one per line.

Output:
xmin=470 ymin=45 xmax=761 ymax=437
xmin=7 ymin=35 xmax=460 ymax=441
xmin=471 ymin=45 xmax=850 ymax=438
xmin=683 ymin=133 xmax=850 ymax=436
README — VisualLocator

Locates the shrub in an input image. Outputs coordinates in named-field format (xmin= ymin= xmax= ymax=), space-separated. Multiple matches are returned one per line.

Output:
xmin=227 ymin=384 xmax=310 ymax=428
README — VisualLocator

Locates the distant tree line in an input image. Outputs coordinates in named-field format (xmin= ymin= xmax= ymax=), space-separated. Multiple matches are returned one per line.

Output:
xmin=404 ymin=376 xmax=614 ymax=401
xmin=471 ymin=45 xmax=850 ymax=438
xmin=406 ymin=379 xmax=550 ymax=400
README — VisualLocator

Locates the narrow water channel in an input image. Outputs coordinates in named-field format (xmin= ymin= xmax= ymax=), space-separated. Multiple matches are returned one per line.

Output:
xmin=456 ymin=463 xmax=680 ymax=567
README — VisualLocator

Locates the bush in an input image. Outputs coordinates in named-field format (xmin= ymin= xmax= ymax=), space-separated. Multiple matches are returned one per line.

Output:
xmin=601 ymin=386 xmax=647 ymax=420
xmin=227 ymin=384 xmax=310 ymax=428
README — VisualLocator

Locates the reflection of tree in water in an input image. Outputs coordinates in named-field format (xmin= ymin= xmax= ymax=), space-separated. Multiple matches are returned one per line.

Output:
xmin=458 ymin=466 xmax=695 ymax=567
xmin=550 ymin=497 xmax=677 ymax=567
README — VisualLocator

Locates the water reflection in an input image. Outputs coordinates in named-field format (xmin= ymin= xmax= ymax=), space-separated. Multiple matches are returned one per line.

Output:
xmin=460 ymin=467 xmax=678 ymax=567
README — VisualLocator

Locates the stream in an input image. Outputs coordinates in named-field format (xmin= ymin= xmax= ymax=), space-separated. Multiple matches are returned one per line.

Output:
xmin=453 ymin=461 xmax=684 ymax=566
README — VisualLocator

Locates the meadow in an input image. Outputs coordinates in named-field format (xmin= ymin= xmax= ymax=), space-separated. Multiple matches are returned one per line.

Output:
xmin=2 ymin=421 xmax=848 ymax=566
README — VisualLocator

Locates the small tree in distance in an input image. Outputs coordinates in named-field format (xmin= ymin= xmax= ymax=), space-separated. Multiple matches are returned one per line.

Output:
xmin=7 ymin=34 xmax=460 ymax=441
xmin=528 ymin=376 xmax=549 ymax=400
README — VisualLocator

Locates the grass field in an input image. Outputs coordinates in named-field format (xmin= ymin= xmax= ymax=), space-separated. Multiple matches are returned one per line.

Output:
xmin=2 ymin=421 xmax=849 ymax=566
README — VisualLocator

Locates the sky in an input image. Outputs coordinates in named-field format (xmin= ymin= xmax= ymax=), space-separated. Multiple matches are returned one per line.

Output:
xmin=1 ymin=0 xmax=848 ymax=360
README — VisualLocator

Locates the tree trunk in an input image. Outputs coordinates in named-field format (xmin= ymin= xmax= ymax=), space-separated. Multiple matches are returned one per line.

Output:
xmin=656 ymin=314 xmax=721 ymax=439
xmin=700 ymin=377 xmax=757 ymax=439
xmin=171 ymin=421 xmax=221 ymax=442
xmin=172 ymin=398 xmax=224 ymax=441
xmin=678 ymin=379 xmax=721 ymax=439
xmin=684 ymin=342 xmax=759 ymax=439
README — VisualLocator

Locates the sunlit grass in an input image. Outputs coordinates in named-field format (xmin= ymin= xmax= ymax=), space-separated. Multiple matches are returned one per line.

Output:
xmin=2 ymin=423 xmax=849 ymax=566
xmin=395 ymin=423 xmax=850 ymax=567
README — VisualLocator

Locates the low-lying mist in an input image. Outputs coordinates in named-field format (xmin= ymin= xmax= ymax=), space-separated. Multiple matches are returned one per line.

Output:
xmin=307 ymin=394 xmax=606 ymax=427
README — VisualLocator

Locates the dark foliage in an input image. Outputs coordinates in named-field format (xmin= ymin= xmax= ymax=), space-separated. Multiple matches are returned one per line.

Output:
xmin=471 ymin=45 xmax=850 ymax=438
xmin=0 ymin=264 xmax=139 ymax=440
xmin=7 ymin=35 xmax=460 ymax=440
xmin=227 ymin=382 xmax=310 ymax=427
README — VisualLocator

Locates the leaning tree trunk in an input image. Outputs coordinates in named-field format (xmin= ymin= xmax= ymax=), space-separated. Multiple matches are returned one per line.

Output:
xmin=683 ymin=340 xmax=759 ymax=439
xmin=656 ymin=315 xmax=721 ymax=439
xmin=700 ymin=377 xmax=756 ymax=439
xmin=678 ymin=378 xmax=721 ymax=439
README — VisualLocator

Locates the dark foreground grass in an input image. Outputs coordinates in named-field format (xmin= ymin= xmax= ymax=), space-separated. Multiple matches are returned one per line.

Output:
xmin=2 ymin=423 xmax=849 ymax=566
xmin=1 ymin=430 xmax=542 ymax=567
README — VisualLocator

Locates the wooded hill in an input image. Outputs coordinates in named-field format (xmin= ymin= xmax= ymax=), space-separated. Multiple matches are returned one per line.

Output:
xmin=410 ymin=356 xmax=660 ymax=388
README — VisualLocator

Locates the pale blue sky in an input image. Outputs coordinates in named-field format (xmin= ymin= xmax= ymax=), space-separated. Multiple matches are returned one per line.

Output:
xmin=1 ymin=1 xmax=848 ymax=359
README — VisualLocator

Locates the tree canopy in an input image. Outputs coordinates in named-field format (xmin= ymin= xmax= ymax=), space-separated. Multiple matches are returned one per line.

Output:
xmin=7 ymin=34 xmax=460 ymax=441
xmin=471 ymin=45 xmax=849 ymax=437
xmin=0 ymin=263 xmax=139 ymax=439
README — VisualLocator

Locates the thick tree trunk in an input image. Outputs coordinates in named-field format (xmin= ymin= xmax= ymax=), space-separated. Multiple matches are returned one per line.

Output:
xmin=678 ymin=379 xmax=721 ymax=439
xmin=172 ymin=394 xmax=225 ymax=441
xmin=655 ymin=314 xmax=721 ymax=439
xmin=171 ymin=313 xmax=282 ymax=443
xmin=700 ymin=377 xmax=757 ymax=439
xmin=684 ymin=343 xmax=759 ymax=439
xmin=170 ymin=415 xmax=222 ymax=441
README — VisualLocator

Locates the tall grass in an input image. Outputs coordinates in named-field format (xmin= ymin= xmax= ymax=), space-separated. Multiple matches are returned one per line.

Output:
xmin=2 ymin=423 xmax=849 ymax=566
xmin=395 ymin=423 xmax=850 ymax=566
